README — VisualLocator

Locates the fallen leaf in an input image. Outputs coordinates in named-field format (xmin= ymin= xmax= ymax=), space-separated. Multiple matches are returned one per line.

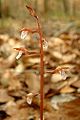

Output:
xmin=60 ymin=86 xmax=75 ymax=93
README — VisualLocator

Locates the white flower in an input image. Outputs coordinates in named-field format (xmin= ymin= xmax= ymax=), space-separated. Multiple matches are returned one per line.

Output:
xmin=21 ymin=31 xmax=28 ymax=40
xmin=43 ymin=39 xmax=48 ymax=51
xmin=59 ymin=70 xmax=68 ymax=80
xmin=16 ymin=51 xmax=23 ymax=60
xmin=27 ymin=93 xmax=33 ymax=105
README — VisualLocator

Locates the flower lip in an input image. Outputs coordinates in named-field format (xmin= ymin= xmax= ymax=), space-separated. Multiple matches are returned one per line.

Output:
xmin=16 ymin=51 xmax=23 ymax=60
xmin=21 ymin=30 xmax=28 ymax=40
xmin=42 ymin=39 xmax=48 ymax=51
xmin=26 ymin=92 xmax=39 ymax=105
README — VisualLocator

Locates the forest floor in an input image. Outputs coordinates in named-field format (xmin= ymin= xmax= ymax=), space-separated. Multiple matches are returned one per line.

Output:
xmin=0 ymin=18 xmax=80 ymax=120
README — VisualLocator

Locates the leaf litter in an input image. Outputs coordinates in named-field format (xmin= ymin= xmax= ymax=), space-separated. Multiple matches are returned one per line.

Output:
xmin=0 ymin=20 xmax=80 ymax=120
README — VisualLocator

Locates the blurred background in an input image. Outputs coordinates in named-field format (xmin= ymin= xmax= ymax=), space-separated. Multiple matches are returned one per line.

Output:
xmin=0 ymin=0 xmax=80 ymax=120
xmin=0 ymin=0 xmax=80 ymax=36
xmin=0 ymin=0 xmax=80 ymax=18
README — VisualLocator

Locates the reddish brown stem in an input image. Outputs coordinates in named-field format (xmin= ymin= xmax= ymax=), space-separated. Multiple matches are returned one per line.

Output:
xmin=36 ymin=18 xmax=44 ymax=120
xmin=25 ymin=5 xmax=44 ymax=120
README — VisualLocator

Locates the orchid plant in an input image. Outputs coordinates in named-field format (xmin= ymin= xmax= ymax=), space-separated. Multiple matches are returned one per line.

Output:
xmin=14 ymin=4 xmax=69 ymax=120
